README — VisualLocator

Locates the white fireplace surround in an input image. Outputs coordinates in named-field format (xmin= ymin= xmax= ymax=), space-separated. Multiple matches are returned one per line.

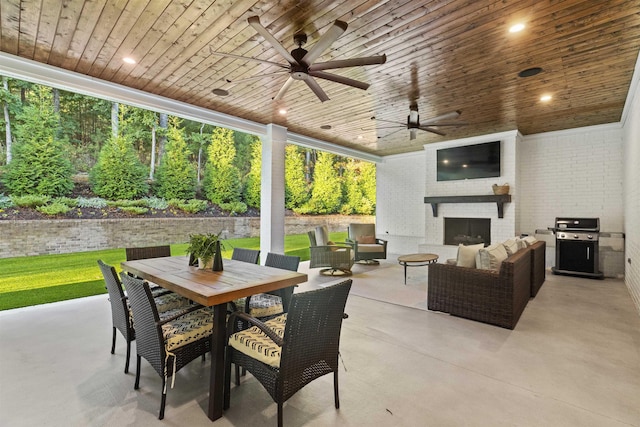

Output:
xmin=419 ymin=130 xmax=520 ymax=260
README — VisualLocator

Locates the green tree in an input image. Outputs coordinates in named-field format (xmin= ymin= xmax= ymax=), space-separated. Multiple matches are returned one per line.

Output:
xmin=2 ymin=87 xmax=74 ymax=196
xmin=340 ymin=159 xmax=375 ymax=215
xmin=304 ymin=151 xmax=342 ymax=214
xmin=243 ymin=138 xmax=261 ymax=208
xmin=154 ymin=120 xmax=197 ymax=199
xmin=285 ymin=145 xmax=309 ymax=209
xmin=89 ymin=135 xmax=148 ymax=199
xmin=203 ymin=127 xmax=242 ymax=204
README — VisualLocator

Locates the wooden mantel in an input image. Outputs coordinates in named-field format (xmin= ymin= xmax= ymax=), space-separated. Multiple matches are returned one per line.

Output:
xmin=424 ymin=195 xmax=512 ymax=218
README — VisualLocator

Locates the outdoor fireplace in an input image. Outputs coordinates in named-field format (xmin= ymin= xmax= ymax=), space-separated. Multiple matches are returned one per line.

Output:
xmin=444 ymin=218 xmax=491 ymax=246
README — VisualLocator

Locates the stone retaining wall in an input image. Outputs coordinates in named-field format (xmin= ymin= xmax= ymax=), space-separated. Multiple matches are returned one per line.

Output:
xmin=0 ymin=215 xmax=373 ymax=258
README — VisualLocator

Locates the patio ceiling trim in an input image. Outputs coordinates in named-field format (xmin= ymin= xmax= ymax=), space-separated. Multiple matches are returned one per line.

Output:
xmin=0 ymin=52 xmax=381 ymax=163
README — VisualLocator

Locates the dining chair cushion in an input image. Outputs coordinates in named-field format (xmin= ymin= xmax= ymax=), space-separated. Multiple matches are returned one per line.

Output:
xmin=228 ymin=314 xmax=287 ymax=368
xmin=128 ymin=293 xmax=192 ymax=328
xmin=162 ymin=308 xmax=214 ymax=352
xmin=233 ymin=294 xmax=284 ymax=318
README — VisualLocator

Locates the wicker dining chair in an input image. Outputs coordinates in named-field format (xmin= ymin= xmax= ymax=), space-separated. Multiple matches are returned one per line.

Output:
xmin=224 ymin=279 xmax=352 ymax=427
xmin=120 ymin=273 xmax=213 ymax=420
xmin=125 ymin=245 xmax=171 ymax=261
xmin=231 ymin=247 xmax=260 ymax=264
xmin=97 ymin=260 xmax=190 ymax=373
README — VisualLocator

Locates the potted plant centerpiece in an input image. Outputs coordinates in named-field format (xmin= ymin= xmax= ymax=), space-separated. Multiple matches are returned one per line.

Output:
xmin=186 ymin=232 xmax=224 ymax=270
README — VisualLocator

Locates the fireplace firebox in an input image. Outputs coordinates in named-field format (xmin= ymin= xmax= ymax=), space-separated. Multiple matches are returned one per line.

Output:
xmin=444 ymin=218 xmax=491 ymax=246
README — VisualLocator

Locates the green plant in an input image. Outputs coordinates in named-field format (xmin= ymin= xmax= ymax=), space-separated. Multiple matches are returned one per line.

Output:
xmin=143 ymin=196 xmax=169 ymax=209
xmin=89 ymin=135 xmax=149 ymax=200
xmin=203 ymin=127 xmax=242 ymax=204
xmin=154 ymin=124 xmax=197 ymax=200
xmin=176 ymin=199 xmax=208 ymax=213
xmin=109 ymin=199 xmax=147 ymax=208
xmin=53 ymin=197 xmax=78 ymax=208
xmin=11 ymin=194 xmax=51 ymax=208
xmin=0 ymin=194 xmax=14 ymax=208
xmin=185 ymin=232 xmax=222 ymax=266
xmin=76 ymin=197 xmax=108 ymax=208
xmin=219 ymin=201 xmax=247 ymax=215
xmin=36 ymin=202 xmax=71 ymax=215
xmin=119 ymin=206 xmax=148 ymax=215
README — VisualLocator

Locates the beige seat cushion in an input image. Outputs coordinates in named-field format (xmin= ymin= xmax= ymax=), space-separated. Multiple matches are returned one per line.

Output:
xmin=356 ymin=243 xmax=385 ymax=253
xmin=233 ymin=293 xmax=284 ymax=318
xmin=229 ymin=314 xmax=287 ymax=368
xmin=456 ymin=243 xmax=484 ymax=268
xmin=162 ymin=308 xmax=214 ymax=352
xmin=476 ymin=243 xmax=509 ymax=271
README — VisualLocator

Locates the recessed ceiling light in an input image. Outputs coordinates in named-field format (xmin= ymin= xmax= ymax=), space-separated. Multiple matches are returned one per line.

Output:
xmin=123 ymin=57 xmax=136 ymax=64
xmin=509 ymin=23 xmax=525 ymax=33
xmin=518 ymin=67 xmax=543 ymax=78
xmin=278 ymin=108 xmax=287 ymax=115
xmin=540 ymin=94 xmax=552 ymax=102
xmin=320 ymin=125 xmax=332 ymax=130
xmin=212 ymin=88 xmax=229 ymax=96
xmin=357 ymin=135 xmax=363 ymax=139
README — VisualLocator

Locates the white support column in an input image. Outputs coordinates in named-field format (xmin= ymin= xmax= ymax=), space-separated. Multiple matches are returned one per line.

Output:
xmin=260 ymin=124 xmax=287 ymax=263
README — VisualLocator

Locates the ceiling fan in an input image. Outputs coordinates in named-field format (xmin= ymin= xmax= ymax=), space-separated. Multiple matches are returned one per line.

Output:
xmin=369 ymin=63 xmax=466 ymax=140
xmin=372 ymin=106 xmax=465 ymax=140
xmin=210 ymin=16 xmax=386 ymax=102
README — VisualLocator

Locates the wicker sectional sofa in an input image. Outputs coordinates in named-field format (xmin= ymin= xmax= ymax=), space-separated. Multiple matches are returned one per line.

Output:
xmin=428 ymin=241 xmax=546 ymax=329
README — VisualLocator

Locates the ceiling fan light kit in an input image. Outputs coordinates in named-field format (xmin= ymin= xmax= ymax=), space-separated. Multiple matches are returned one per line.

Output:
xmin=211 ymin=16 xmax=386 ymax=102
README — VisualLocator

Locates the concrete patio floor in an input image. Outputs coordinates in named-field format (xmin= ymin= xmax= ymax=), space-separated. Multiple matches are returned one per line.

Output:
xmin=1 ymin=255 xmax=639 ymax=426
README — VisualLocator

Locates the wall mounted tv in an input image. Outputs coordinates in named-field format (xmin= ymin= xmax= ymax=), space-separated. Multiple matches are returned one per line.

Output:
xmin=436 ymin=141 xmax=501 ymax=181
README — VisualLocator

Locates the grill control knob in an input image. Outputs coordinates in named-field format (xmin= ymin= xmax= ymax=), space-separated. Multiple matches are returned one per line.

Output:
xmin=587 ymin=234 xmax=593 ymax=239
xmin=573 ymin=234 xmax=579 ymax=239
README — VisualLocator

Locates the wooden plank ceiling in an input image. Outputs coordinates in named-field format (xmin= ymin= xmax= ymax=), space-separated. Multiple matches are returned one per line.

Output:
xmin=1 ymin=0 xmax=639 ymax=156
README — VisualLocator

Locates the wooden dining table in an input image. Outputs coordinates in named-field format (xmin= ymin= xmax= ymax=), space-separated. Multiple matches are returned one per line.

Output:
xmin=121 ymin=255 xmax=308 ymax=422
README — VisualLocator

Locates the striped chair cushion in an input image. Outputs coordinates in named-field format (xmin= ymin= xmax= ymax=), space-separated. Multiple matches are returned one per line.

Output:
xmin=128 ymin=293 xmax=191 ymax=328
xmin=229 ymin=314 xmax=287 ymax=367
xmin=162 ymin=308 xmax=214 ymax=352
xmin=233 ymin=294 xmax=284 ymax=318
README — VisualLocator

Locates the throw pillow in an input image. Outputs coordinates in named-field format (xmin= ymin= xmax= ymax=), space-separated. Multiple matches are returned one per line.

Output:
xmin=523 ymin=235 xmax=538 ymax=247
xmin=326 ymin=240 xmax=339 ymax=251
xmin=315 ymin=225 xmax=330 ymax=246
xmin=456 ymin=243 xmax=484 ymax=268
xmin=476 ymin=243 xmax=509 ymax=271
xmin=502 ymin=239 xmax=519 ymax=256
xmin=515 ymin=237 xmax=527 ymax=250
xmin=357 ymin=235 xmax=376 ymax=244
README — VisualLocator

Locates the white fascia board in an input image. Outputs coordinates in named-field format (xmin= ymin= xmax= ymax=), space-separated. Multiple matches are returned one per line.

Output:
xmin=287 ymin=131 xmax=383 ymax=163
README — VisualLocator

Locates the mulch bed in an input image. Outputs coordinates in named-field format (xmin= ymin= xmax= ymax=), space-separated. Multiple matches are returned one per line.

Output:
xmin=0 ymin=181 xmax=263 ymax=221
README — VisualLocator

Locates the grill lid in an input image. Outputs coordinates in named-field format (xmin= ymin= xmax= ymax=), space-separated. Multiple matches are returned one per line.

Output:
xmin=554 ymin=217 xmax=600 ymax=232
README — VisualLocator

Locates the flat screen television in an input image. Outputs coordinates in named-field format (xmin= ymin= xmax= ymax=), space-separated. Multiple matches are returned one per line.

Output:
xmin=436 ymin=141 xmax=501 ymax=181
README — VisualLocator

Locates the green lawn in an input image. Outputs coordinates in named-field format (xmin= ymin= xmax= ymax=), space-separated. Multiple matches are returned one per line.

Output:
xmin=0 ymin=232 xmax=347 ymax=311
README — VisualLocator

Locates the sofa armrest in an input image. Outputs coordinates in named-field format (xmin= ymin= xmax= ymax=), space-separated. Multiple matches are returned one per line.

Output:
xmin=528 ymin=240 xmax=546 ymax=297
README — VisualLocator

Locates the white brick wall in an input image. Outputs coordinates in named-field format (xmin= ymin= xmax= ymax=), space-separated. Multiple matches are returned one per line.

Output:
xmin=623 ymin=57 xmax=640 ymax=310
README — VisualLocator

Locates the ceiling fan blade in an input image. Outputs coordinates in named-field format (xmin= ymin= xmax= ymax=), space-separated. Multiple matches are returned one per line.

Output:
xmin=273 ymin=76 xmax=296 ymax=101
xmin=209 ymin=49 xmax=289 ymax=69
xmin=410 ymin=129 xmax=418 ymax=140
xmin=421 ymin=110 xmax=462 ymax=124
xmin=418 ymin=126 xmax=447 ymax=136
xmin=226 ymin=70 xmax=289 ymax=84
xmin=302 ymin=20 xmax=348 ymax=65
xmin=310 ymin=70 xmax=369 ymax=90
xmin=309 ymin=54 xmax=387 ymax=71
xmin=371 ymin=117 xmax=404 ymax=125
xmin=248 ymin=16 xmax=297 ymax=64
xmin=304 ymin=76 xmax=330 ymax=102
xmin=420 ymin=121 xmax=469 ymax=127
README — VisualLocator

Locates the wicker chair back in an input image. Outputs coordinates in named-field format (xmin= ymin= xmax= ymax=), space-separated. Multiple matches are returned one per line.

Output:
xmin=125 ymin=245 xmax=171 ymax=261
xmin=231 ymin=248 xmax=260 ymax=264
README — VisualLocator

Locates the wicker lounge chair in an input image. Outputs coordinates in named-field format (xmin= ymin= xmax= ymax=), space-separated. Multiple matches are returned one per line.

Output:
xmin=224 ymin=279 xmax=352 ymax=427
xmin=307 ymin=229 xmax=354 ymax=275
xmin=346 ymin=223 xmax=387 ymax=264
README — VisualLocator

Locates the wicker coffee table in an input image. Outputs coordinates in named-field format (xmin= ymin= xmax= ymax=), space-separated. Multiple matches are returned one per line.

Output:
xmin=398 ymin=253 xmax=439 ymax=285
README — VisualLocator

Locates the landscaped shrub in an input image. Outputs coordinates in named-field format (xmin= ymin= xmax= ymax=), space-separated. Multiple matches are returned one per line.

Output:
xmin=89 ymin=135 xmax=149 ymax=200
xmin=175 ymin=199 xmax=208 ymax=213
xmin=0 ymin=194 xmax=13 ymax=208
xmin=76 ymin=197 xmax=108 ymax=209
xmin=243 ymin=139 xmax=261 ymax=208
xmin=2 ymin=92 xmax=75 ymax=196
xmin=143 ymin=196 xmax=169 ymax=210
xmin=297 ymin=151 xmax=341 ymax=214
xmin=37 ymin=202 xmax=71 ymax=216
xmin=219 ymin=201 xmax=247 ymax=215
xmin=53 ymin=197 xmax=78 ymax=208
xmin=119 ymin=206 xmax=148 ymax=215
xmin=11 ymin=194 xmax=51 ymax=208
xmin=340 ymin=160 xmax=375 ymax=215
xmin=285 ymin=145 xmax=309 ymax=210
xmin=154 ymin=124 xmax=197 ymax=200
xmin=203 ymin=127 xmax=242 ymax=204
xmin=108 ymin=199 xmax=147 ymax=208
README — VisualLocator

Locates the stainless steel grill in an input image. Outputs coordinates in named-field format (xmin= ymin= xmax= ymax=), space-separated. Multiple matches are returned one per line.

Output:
xmin=551 ymin=217 xmax=603 ymax=279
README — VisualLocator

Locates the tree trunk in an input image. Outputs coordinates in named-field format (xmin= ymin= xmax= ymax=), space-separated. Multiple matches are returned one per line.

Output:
xmin=111 ymin=102 xmax=119 ymax=138
xmin=158 ymin=112 xmax=168 ymax=160
xmin=2 ymin=77 xmax=12 ymax=164
xmin=149 ymin=125 xmax=157 ymax=179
